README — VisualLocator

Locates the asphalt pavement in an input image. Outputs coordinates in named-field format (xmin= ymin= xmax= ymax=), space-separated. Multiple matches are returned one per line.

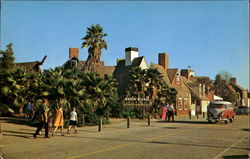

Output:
xmin=0 ymin=115 xmax=249 ymax=159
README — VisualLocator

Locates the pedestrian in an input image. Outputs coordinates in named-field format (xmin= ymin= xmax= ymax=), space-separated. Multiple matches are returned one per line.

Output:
xmin=161 ymin=105 xmax=167 ymax=122
xmin=165 ymin=103 xmax=170 ymax=121
xmin=168 ymin=103 xmax=175 ymax=122
xmin=33 ymin=99 xmax=50 ymax=138
xmin=52 ymin=106 xmax=64 ymax=136
xmin=26 ymin=102 xmax=33 ymax=119
xmin=67 ymin=108 xmax=78 ymax=134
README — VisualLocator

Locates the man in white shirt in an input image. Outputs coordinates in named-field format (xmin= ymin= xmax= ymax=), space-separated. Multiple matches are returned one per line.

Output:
xmin=168 ymin=103 xmax=175 ymax=122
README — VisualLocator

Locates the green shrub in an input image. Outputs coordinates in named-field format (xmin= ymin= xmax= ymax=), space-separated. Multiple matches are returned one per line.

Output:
xmin=0 ymin=104 xmax=12 ymax=116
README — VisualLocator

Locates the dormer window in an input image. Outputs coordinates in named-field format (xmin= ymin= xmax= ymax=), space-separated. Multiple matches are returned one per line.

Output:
xmin=71 ymin=60 xmax=77 ymax=68
xmin=176 ymin=73 xmax=180 ymax=84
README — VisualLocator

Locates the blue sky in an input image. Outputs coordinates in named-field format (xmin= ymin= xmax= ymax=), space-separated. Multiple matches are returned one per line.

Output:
xmin=1 ymin=1 xmax=249 ymax=89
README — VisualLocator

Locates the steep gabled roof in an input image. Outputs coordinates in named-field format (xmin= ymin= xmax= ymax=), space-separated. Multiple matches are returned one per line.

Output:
xmin=63 ymin=56 xmax=83 ymax=67
xmin=112 ymin=56 xmax=147 ymax=97
xmin=182 ymin=76 xmax=209 ymax=101
xmin=190 ymin=76 xmax=211 ymax=83
xmin=63 ymin=56 xmax=114 ymax=75
xmin=150 ymin=64 xmax=191 ymax=98
xmin=113 ymin=56 xmax=146 ymax=76
xmin=167 ymin=68 xmax=178 ymax=83
xmin=150 ymin=63 xmax=171 ymax=85
xmin=132 ymin=57 xmax=144 ymax=67
xmin=16 ymin=61 xmax=38 ymax=71
xmin=181 ymin=75 xmax=193 ymax=84
xmin=230 ymin=82 xmax=246 ymax=91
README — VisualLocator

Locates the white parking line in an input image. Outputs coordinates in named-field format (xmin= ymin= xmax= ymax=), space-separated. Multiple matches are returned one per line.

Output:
xmin=213 ymin=135 xmax=249 ymax=159
xmin=173 ymin=136 xmax=246 ymax=142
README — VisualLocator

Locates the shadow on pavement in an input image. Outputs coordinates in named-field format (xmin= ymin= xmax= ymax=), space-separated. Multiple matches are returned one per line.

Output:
xmin=242 ymin=128 xmax=250 ymax=132
xmin=3 ymin=130 xmax=33 ymax=138
xmin=222 ymin=154 xmax=249 ymax=159
xmin=175 ymin=120 xmax=210 ymax=124
xmin=62 ymin=135 xmax=249 ymax=151
xmin=161 ymin=127 xmax=179 ymax=129
xmin=20 ymin=128 xmax=34 ymax=132
xmin=0 ymin=117 xmax=31 ymax=126
xmin=3 ymin=133 xmax=31 ymax=138
xmin=156 ymin=120 xmax=210 ymax=125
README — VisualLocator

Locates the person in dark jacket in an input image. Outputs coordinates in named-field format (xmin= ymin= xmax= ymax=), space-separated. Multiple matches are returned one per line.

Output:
xmin=33 ymin=99 xmax=50 ymax=138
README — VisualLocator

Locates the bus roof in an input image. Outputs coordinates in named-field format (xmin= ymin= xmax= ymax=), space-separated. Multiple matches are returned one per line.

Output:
xmin=210 ymin=101 xmax=232 ymax=105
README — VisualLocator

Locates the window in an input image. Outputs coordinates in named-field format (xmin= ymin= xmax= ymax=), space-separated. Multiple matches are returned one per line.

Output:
xmin=184 ymin=98 xmax=188 ymax=110
xmin=178 ymin=98 xmax=182 ymax=110
xmin=71 ymin=60 xmax=77 ymax=68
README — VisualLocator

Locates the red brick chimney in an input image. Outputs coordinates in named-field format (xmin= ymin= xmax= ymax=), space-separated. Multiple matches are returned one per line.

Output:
xmin=69 ymin=48 xmax=79 ymax=59
xmin=158 ymin=53 xmax=168 ymax=70
xmin=181 ymin=69 xmax=190 ymax=80
xmin=230 ymin=78 xmax=237 ymax=84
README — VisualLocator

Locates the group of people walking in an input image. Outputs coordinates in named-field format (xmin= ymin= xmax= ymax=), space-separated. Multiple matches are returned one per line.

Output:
xmin=161 ymin=103 xmax=176 ymax=122
xmin=33 ymin=99 xmax=78 ymax=139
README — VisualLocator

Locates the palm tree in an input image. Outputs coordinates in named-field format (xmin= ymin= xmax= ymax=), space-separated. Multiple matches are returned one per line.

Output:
xmin=127 ymin=67 xmax=148 ymax=98
xmin=42 ymin=67 xmax=85 ymax=113
xmin=146 ymin=68 xmax=163 ymax=100
xmin=81 ymin=24 xmax=108 ymax=72
xmin=0 ymin=68 xmax=29 ymax=112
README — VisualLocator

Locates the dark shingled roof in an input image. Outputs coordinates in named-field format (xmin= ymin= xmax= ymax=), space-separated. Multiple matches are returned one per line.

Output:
xmin=151 ymin=64 xmax=191 ymax=98
xmin=190 ymin=76 xmax=211 ymax=83
xmin=112 ymin=57 xmax=145 ymax=97
xmin=150 ymin=63 xmax=171 ymax=85
xmin=63 ymin=56 xmax=114 ymax=76
xmin=230 ymin=82 xmax=246 ymax=91
xmin=182 ymin=76 xmax=209 ymax=101
xmin=132 ymin=57 xmax=144 ymax=67
xmin=16 ymin=61 xmax=38 ymax=71
xmin=167 ymin=68 xmax=178 ymax=84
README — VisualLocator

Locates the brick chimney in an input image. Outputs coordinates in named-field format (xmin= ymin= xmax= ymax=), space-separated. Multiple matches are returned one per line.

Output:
xmin=181 ymin=69 xmax=195 ymax=80
xmin=125 ymin=47 xmax=139 ymax=66
xmin=230 ymin=78 xmax=236 ymax=84
xmin=158 ymin=53 xmax=168 ymax=70
xmin=181 ymin=69 xmax=190 ymax=80
xmin=69 ymin=48 xmax=79 ymax=59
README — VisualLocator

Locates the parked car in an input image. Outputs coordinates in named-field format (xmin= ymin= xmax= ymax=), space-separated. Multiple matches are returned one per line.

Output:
xmin=236 ymin=106 xmax=250 ymax=115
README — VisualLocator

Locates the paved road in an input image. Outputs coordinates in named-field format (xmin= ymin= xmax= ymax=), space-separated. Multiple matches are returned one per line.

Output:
xmin=0 ymin=115 xmax=249 ymax=159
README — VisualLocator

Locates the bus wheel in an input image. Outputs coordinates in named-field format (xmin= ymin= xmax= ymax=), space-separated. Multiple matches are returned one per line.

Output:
xmin=229 ymin=119 xmax=233 ymax=123
xmin=225 ymin=120 xmax=228 ymax=124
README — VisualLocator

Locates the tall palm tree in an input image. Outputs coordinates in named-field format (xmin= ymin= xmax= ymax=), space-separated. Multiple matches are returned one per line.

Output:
xmin=146 ymin=68 xmax=163 ymax=100
xmin=81 ymin=24 xmax=108 ymax=72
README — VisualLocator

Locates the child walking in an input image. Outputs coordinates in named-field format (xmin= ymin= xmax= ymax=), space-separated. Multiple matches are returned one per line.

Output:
xmin=67 ymin=108 xmax=78 ymax=134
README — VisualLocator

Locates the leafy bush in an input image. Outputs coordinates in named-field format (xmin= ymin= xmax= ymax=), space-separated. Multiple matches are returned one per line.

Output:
xmin=0 ymin=104 xmax=12 ymax=116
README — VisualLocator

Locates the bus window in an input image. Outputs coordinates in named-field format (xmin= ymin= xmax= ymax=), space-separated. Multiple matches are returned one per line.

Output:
xmin=217 ymin=104 xmax=224 ymax=109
